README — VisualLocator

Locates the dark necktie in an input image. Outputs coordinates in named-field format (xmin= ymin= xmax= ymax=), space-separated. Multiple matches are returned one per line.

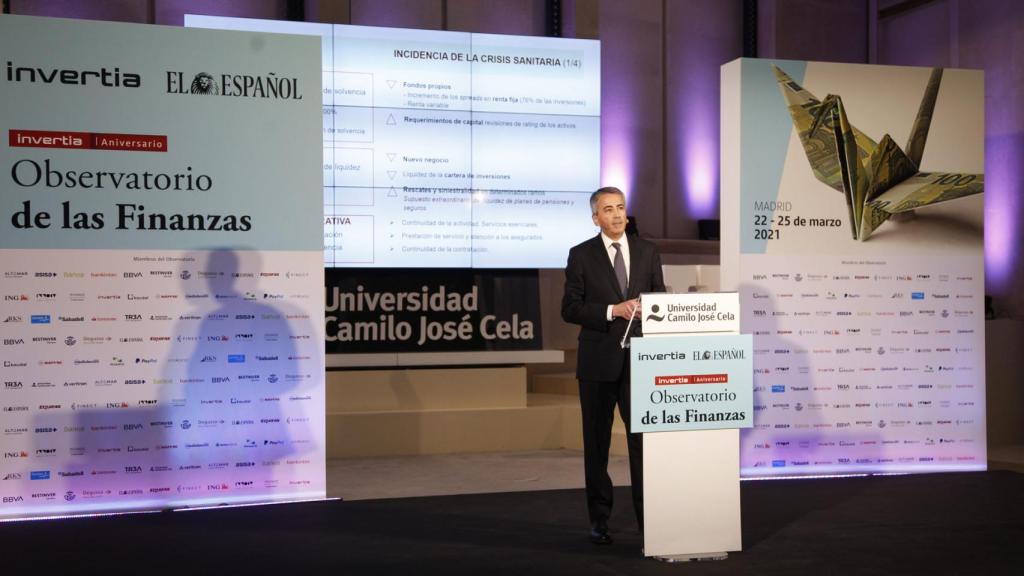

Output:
xmin=611 ymin=242 xmax=627 ymax=295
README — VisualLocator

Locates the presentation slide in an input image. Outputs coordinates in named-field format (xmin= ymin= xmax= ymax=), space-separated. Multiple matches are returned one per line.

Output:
xmin=186 ymin=16 xmax=601 ymax=268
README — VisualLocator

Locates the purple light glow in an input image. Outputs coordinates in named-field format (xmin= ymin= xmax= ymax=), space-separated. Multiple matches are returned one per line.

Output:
xmin=351 ymin=0 xmax=444 ymax=30
xmin=602 ymin=137 xmax=635 ymax=207
xmin=0 ymin=509 xmax=161 ymax=523
xmin=984 ymin=134 xmax=1022 ymax=293
xmin=175 ymin=496 xmax=337 ymax=512
xmin=681 ymin=113 xmax=719 ymax=219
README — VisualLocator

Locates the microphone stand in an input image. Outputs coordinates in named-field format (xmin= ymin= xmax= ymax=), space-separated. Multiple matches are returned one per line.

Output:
xmin=619 ymin=297 xmax=640 ymax=349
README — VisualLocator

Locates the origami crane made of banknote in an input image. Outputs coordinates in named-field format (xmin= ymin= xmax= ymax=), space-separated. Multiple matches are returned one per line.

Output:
xmin=771 ymin=64 xmax=983 ymax=240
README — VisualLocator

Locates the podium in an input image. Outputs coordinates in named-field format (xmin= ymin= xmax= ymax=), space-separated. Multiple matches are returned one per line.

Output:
xmin=630 ymin=292 xmax=752 ymax=561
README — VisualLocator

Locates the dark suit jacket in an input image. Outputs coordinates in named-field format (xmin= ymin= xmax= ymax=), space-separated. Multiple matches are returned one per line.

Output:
xmin=561 ymin=234 xmax=666 ymax=381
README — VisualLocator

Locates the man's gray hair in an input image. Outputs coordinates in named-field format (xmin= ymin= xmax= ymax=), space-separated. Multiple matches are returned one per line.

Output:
xmin=589 ymin=186 xmax=625 ymax=214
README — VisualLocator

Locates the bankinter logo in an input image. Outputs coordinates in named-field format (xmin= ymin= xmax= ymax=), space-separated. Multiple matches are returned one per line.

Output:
xmin=6 ymin=61 xmax=140 ymax=87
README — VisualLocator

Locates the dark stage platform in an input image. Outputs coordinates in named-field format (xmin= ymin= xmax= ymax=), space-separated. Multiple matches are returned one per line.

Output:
xmin=3 ymin=471 xmax=1022 ymax=575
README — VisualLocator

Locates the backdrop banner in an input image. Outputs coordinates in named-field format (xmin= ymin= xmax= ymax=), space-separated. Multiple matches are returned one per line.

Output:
xmin=720 ymin=58 xmax=986 ymax=477
xmin=0 ymin=15 xmax=325 ymax=517
xmin=325 ymin=268 xmax=541 ymax=353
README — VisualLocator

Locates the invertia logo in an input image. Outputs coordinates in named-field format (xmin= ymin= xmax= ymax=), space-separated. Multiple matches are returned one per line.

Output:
xmin=5 ymin=61 xmax=141 ymax=87
xmin=654 ymin=374 xmax=728 ymax=385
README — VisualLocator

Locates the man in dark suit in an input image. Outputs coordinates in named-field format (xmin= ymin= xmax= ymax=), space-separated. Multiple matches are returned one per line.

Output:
xmin=561 ymin=186 xmax=666 ymax=545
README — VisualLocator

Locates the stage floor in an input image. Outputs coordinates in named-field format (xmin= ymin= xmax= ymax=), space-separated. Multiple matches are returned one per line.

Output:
xmin=2 ymin=466 xmax=1021 ymax=575
xmin=328 ymin=449 xmax=631 ymax=500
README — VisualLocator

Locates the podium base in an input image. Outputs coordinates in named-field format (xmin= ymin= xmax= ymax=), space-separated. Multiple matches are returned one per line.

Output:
xmin=653 ymin=552 xmax=729 ymax=563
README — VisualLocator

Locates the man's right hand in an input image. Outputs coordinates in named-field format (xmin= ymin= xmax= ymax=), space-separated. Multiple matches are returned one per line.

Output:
xmin=611 ymin=299 xmax=640 ymax=320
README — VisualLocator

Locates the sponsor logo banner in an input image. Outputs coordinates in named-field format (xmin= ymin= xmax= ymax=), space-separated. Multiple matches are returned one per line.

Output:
xmin=631 ymin=334 xmax=753 ymax=432
xmin=0 ymin=14 xmax=325 ymax=518
xmin=325 ymin=268 xmax=541 ymax=353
